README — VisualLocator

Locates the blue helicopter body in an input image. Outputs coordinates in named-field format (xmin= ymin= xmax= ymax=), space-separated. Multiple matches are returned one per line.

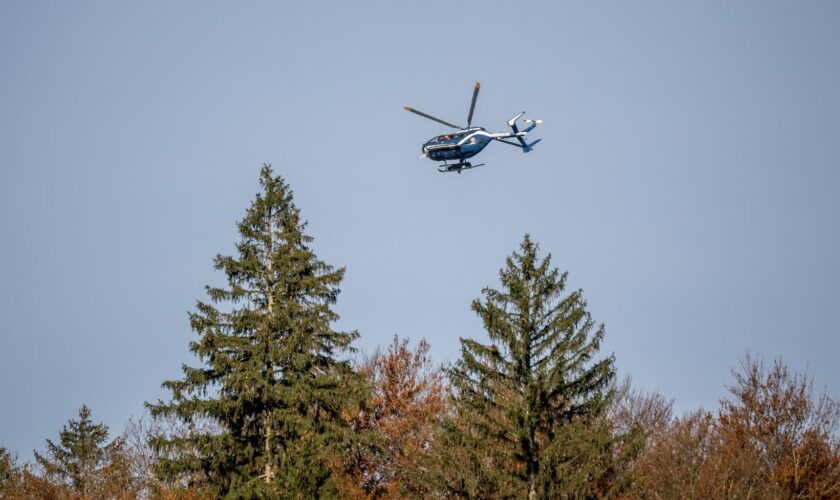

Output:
xmin=422 ymin=128 xmax=493 ymax=162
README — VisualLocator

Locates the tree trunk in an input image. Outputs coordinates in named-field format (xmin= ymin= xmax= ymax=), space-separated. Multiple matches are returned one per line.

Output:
xmin=263 ymin=211 xmax=275 ymax=483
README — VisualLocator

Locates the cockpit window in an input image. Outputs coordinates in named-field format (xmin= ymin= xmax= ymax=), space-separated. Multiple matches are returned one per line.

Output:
xmin=431 ymin=133 xmax=467 ymax=143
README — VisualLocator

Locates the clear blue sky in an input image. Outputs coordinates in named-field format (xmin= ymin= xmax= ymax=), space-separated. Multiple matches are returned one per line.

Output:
xmin=2 ymin=1 xmax=839 ymax=459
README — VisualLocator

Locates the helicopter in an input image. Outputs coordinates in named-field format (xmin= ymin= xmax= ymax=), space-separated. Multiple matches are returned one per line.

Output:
xmin=405 ymin=82 xmax=542 ymax=173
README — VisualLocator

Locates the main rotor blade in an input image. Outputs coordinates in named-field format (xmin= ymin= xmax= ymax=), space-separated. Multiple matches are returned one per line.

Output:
xmin=466 ymin=82 xmax=480 ymax=128
xmin=404 ymin=107 xmax=462 ymax=129
xmin=494 ymin=138 xmax=524 ymax=148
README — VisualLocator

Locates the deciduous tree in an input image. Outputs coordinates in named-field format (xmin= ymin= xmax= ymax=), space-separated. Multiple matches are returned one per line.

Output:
xmin=342 ymin=336 xmax=449 ymax=498
xmin=632 ymin=355 xmax=840 ymax=498
xmin=718 ymin=355 xmax=840 ymax=498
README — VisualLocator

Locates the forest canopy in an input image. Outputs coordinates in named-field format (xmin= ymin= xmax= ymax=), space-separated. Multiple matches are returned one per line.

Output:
xmin=2 ymin=166 xmax=838 ymax=499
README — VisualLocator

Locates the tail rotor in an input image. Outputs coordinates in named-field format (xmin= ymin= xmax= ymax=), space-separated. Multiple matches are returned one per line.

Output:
xmin=506 ymin=112 xmax=543 ymax=151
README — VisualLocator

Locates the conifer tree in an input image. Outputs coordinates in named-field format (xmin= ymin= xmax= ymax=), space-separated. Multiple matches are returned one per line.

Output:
xmin=148 ymin=165 xmax=364 ymax=497
xmin=428 ymin=235 xmax=622 ymax=498
xmin=33 ymin=405 xmax=123 ymax=496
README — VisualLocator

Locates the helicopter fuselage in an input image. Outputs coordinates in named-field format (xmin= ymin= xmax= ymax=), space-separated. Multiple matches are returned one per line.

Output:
xmin=406 ymin=82 xmax=541 ymax=172
xmin=422 ymin=127 xmax=493 ymax=162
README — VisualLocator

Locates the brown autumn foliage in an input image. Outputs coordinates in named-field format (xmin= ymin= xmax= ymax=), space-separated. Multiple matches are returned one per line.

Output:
xmin=0 ymin=443 xmax=138 ymax=500
xmin=607 ymin=377 xmax=675 ymax=498
xmin=632 ymin=355 xmax=840 ymax=499
xmin=120 ymin=414 xmax=217 ymax=499
xmin=0 ymin=416 xmax=213 ymax=500
xmin=4 ymin=350 xmax=839 ymax=499
xmin=609 ymin=376 xmax=674 ymax=443
xmin=341 ymin=335 xmax=449 ymax=499
xmin=718 ymin=355 xmax=840 ymax=498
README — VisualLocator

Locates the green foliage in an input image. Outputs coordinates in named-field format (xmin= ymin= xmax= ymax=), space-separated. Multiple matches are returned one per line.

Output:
xmin=147 ymin=165 xmax=365 ymax=498
xmin=34 ymin=405 xmax=109 ymax=492
xmin=425 ymin=234 xmax=627 ymax=498
xmin=0 ymin=447 xmax=9 ymax=475
xmin=0 ymin=446 xmax=14 ymax=492
xmin=31 ymin=405 xmax=131 ymax=497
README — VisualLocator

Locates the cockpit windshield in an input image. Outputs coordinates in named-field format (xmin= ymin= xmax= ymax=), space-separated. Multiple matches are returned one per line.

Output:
xmin=429 ymin=133 xmax=466 ymax=144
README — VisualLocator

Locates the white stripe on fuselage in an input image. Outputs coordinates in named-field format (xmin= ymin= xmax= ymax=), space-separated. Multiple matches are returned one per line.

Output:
xmin=457 ymin=130 xmax=526 ymax=145
xmin=428 ymin=129 xmax=527 ymax=150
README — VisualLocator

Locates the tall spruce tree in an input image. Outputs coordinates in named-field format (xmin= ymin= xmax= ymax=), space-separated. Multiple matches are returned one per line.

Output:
xmin=148 ymin=165 xmax=364 ymax=497
xmin=428 ymin=235 xmax=623 ymax=499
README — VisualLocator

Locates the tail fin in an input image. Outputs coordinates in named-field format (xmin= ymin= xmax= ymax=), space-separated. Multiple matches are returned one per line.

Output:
xmin=523 ymin=139 xmax=541 ymax=153
xmin=507 ymin=111 xmax=525 ymax=128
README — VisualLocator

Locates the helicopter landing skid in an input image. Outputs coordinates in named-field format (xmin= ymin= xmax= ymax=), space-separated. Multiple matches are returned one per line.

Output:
xmin=438 ymin=162 xmax=484 ymax=174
